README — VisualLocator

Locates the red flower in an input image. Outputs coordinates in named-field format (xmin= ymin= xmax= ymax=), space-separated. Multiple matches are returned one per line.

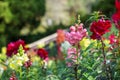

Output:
xmin=6 ymin=39 xmax=28 ymax=57
xmin=115 ymin=0 xmax=120 ymax=12
xmin=90 ymin=18 xmax=111 ymax=40
xmin=24 ymin=60 xmax=32 ymax=68
xmin=112 ymin=0 xmax=120 ymax=30
xmin=109 ymin=34 xmax=117 ymax=44
xmin=37 ymin=48 xmax=48 ymax=59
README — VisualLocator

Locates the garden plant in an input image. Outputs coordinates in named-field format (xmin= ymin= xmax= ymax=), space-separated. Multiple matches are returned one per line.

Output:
xmin=0 ymin=0 xmax=120 ymax=80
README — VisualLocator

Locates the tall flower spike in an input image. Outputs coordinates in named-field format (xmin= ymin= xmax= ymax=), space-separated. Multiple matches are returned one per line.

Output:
xmin=65 ymin=23 xmax=87 ymax=45
xmin=18 ymin=45 xmax=25 ymax=56
xmin=77 ymin=15 xmax=81 ymax=24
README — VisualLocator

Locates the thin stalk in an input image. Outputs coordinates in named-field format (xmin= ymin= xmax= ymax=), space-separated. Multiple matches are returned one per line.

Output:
xmin=100 ymin=38 xmax=113 ymax=80
xmin=100 ymin=39 xmax=106 ymax=65
xmin=74 ymin=64 xmax=78 ymax=80
xmin=18 ymin=67 xmax=22 ymax=79
xmin=74 ymin=43 xmax=79 ymax=80
xmin=118 ymin=31 xmax=120 ymax=55
xmin=27 ymin=68 xmax=30 ymax=80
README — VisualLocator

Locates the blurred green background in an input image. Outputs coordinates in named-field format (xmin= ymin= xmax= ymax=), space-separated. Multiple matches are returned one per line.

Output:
xmin=0 ymin=0 xmax=115 ymax=50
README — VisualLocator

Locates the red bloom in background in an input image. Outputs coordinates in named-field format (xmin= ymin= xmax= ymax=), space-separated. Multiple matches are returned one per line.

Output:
xmin=90 ymin=18 xmax=111 ymax=40
xmin=6 ymin=39 xmax=28 ymax=57
xmin=112 ymin=0 xmax=120 ymax=30
xmin=115 ymin=0 xmax=120 ymax=11
xmin=112 ymin=12 xmax=120 ymax=25
xmin=109 ymin=34 xmax=117 ymax=44
xmin=37 ymin=48 xmax=48 ymax=59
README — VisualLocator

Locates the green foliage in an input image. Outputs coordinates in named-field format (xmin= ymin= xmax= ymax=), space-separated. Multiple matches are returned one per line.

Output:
xmin=0 ymin=1 xmax=13 ymax=23
xmin=92 ymin=0 xmax=114 ymax=17
xmin=0 ymin=0 xmax=46 ymax=50
xmin=1 ymin=1 xmax=120 ymax=79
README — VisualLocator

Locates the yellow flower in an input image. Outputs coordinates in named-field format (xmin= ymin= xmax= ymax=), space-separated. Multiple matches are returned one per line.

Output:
xmin=9 ymin=61 xmax=18 ymax=70
xmin=37 ymin=43 xmax=45 ymax=48
xmin=1 ymin=47 xmax=6 ymax=54
xmin=91 ymin=39 xmax=97 ymax=47
xmin=16 ymin=59 xmax=23 ymax=66
xmin=104 ymin=39 xmax=110 ymax=50
xmin=80 ymin=38 xmax=91 ymax=50
xmin=22 ymin=54 xmax=29 ymax=62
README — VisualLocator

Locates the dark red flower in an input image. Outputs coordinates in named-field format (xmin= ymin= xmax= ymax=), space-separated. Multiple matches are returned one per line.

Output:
xmin=24 ymin=60 xmax=32 ymax=68
xmin=9 ymin=72 xmax=17 ymax=80
xmin=37 ymin=48 xmax=48 ymax=59
xmin=6 ymin=39 xmax=28 ymax=57
xmin=112 ymin=0 xmax=120 ymax=30
xmin=90 ymin=18 xmax=111 ymax=40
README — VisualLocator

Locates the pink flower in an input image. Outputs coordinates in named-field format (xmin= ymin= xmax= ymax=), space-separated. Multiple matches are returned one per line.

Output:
xmin=70 ymin=26 xmax=76 ymax=32
xmin=66 ymin=48 xmax=77 ymax=67
xmin=67 ymin=48 xmax=76 ymax=59
xmin=65 ymin=23 xmax=87 ymax=45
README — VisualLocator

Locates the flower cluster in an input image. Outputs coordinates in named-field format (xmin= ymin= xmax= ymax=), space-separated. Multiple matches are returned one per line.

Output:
xmin=66 ymin=48 xmax=76 ymax=67
xmin=6 ymin=39 xmax=28 ymax=57
xmin=37 ymin=48 xmax=48 ymax=60
xmin=90 ymin=18 xmax=111 ymax=40
xmin=65 ymin=23 xmax=87 ymax=45
xmin=8 ymin=45 xmax=29 ymax=70
xmin=112 ymin=0 xmax=120 ymax=29
xmin=67 ymin=48 xmax=77 ymax=59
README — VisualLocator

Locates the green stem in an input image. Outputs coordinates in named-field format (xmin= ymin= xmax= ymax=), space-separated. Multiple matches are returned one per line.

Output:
xmin=76 ymin=43 xmax=79 ymax=64
xmin=118 ymin=31 xmax=120 ymax=55
xmin=100 ymin=38 xmax=111 ymax=80
xmin=18 ymin=67 xmax=22 ymax=79
xmin=27 ymin=68 xmax=30 ymax=80
xmin=74 ymin=43 xmax=79 ymax=80
xmin=100 ymin=39 xmax=106 ymax=65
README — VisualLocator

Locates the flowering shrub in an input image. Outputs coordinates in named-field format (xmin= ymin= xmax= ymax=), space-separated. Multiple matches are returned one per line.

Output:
xmin=1 ymin=0 xmax=120 ymax=80
xmin=8 ymin=45 xmax=29 ymax=70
